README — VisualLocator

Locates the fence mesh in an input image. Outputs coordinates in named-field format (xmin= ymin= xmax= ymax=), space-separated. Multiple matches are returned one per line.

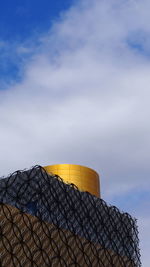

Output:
xmin=0 ymin=166 xmax=141 ymax=266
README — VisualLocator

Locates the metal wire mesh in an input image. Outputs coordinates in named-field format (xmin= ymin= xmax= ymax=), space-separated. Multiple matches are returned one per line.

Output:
xmin=0 ymin=166 xmax=141 ymax=266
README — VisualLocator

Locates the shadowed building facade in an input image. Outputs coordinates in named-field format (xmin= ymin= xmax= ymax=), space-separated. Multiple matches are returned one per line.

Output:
xmin=0 ymin=164 xmax=141 ymax=266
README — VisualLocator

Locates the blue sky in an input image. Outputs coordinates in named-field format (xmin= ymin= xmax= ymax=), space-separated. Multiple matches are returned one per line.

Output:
xmin=0 ymin=0 xmax=74 ymax=85
xmin=0 ymin=0 xmax=150 ymax=266
xmin=0 ymin=0 xmax=74 ymax=40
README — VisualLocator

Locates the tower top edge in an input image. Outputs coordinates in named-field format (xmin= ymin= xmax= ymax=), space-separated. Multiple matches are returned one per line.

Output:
xmin=43 ymin=164 xmax=99 ymax=177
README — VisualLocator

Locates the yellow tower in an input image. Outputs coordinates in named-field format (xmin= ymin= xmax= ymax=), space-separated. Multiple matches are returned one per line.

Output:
xmin=44 ymin=164 xmax=100 ymax=198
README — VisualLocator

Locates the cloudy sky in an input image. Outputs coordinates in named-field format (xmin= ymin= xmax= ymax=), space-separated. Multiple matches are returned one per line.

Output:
xmin=0 ymin=0 xmax=150 ymax=265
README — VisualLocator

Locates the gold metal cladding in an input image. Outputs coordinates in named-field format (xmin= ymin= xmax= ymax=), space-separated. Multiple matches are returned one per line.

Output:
xmin=43 ymin=164 xmax=100 ymax=198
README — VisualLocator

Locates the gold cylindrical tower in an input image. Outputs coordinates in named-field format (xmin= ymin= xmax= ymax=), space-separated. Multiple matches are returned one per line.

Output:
xmin=43 ymin=164 xmax=100 ymax=198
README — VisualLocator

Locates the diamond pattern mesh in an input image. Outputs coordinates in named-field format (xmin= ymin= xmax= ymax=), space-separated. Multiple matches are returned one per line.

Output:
xmin=0 ymin=166 xmax=141 ymax=266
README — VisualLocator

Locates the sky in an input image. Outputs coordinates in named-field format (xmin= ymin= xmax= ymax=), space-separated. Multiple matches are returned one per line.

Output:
xmin=0 ymin=0 xmax=149 ymax=265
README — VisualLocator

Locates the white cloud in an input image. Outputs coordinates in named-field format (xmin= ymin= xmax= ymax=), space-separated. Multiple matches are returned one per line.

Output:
xmin=0 ymin=0 xmax=150 ymax=264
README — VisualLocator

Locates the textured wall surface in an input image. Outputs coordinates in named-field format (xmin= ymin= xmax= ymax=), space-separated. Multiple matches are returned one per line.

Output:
xmin=0 ymin=166 xmax=141 ymax=266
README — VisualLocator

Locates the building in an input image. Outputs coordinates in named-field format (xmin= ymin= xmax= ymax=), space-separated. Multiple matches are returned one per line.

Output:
xmin=0 ymin=164 xmax=141 ymax=266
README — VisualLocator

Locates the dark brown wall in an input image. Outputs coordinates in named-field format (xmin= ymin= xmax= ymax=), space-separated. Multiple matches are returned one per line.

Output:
xmin=0 ymin=203 xmax=135 ymax=267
